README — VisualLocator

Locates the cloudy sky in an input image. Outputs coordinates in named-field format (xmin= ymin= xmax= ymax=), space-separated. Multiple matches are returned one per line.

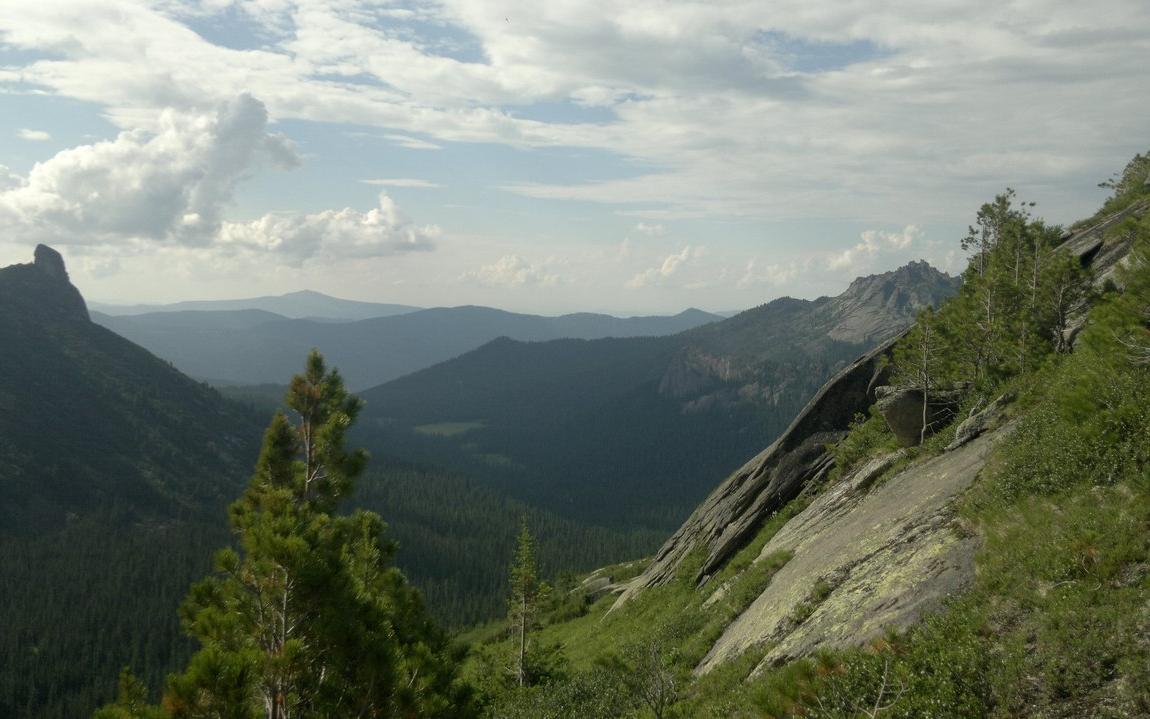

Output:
xmin=0 ymin=0 xmax=1147 ymax=315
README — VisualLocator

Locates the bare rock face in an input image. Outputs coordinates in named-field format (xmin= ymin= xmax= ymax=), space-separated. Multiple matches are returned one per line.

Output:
xmin=613 ymin=334 xmax=902 ymax=608
xmin=34 ymin=244 xmax=70 ymax=281
xmin=695 ymin=428 xmax=1008 ymax=676
xmin=1056 ymin=197 xmax=1150 ymax=287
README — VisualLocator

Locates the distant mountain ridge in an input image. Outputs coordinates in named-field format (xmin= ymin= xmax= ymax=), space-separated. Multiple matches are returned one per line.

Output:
xmin=91 ymin=289 xmax=422 ymax=321
xmin=93 ymin=304 xmax=724 ymax=389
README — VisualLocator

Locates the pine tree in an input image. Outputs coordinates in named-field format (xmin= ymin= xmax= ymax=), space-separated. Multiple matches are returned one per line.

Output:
xmin=100 ymin=351 xmax=472 ymax=718
xmin=508 ymin=521 xmax=539 ymax=688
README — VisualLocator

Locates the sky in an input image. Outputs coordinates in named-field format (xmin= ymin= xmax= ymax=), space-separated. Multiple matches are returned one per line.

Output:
xmin=0 ymin=1 xmax=1147 ymax=316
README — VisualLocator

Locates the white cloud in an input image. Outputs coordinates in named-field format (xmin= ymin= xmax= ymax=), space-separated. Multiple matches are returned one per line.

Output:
xmin=0 ymin=94 xmax=437 ymax=264
xmin=1 ymin=0 xmax=1148 ymax=306
xmin=461 ymin=254 xmax=560 ymax=288
xmin=633 ymin=222 xmax=665 ymax=237
xmin=0 ymin=94 xmax=296 ymax=247
xmin=626 ymin=245 xmax=698 ymax=288
xmin=0 ymin=165 xmax=21 ymax=191
xmin=383 ymin=134 xmax=443 ymax=151
xmin=218 ymin=193 xmax=438 ymax=263
xmin=361 ymin=178 xmax=442 ymax=188
xmin=827 ymin=225 xmax=923 ymax=271
xmin=16 ymin=128 xmax=51 ymax=141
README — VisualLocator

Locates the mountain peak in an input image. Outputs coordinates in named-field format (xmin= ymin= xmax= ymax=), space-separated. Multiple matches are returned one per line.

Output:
xmin=843 ymin=260 xmax=953 ymax=297
xmin=0 ymin=245 xmax=90 ymax=322
xmin=828 ymin=261 xmax=960 ymax=344
xmin=34 ymin=244 xmax=71 ymax=282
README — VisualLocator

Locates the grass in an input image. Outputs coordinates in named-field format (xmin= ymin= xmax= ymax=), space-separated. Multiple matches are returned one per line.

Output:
xmin=468 ymin=497 xmax=808 ymax=684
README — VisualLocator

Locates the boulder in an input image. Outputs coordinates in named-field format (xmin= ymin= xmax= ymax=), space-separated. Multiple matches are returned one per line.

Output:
xmin=946 ymin=392 xmax=1014 ymax=451
xmin=875 ymin=386 xmax=961 ymax=446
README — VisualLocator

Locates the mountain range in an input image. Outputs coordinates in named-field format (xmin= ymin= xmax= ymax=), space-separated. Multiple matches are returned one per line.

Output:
xmin=90 ymin=289 xmax=421 ymax=321
xmin=93 ymin=303 xmax=723 ymax=389
xmin=356 ymin=260 xmax=960 ymax=530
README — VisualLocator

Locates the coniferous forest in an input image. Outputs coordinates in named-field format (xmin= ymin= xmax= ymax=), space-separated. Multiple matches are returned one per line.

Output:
xmin=0 ymin=5 xmax=1148 ymax=714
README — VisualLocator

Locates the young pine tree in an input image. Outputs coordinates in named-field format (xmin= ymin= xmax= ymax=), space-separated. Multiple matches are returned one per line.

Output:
xmin=891 ymin=307 xmax=952 ymax=443
xmin=508 ymin=521 xmax=539 ymax=688
xmin=100 ymin=351 xmax=472 ymax=719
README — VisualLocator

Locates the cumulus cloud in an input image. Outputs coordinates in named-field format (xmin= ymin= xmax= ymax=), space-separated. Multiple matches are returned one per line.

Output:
xmin=0 ymin=94 xmax=438 ymax=263
xmin=1 ymin=0 xmax=1148 ymax=286
xmin=827 ymin=225 xmax=923 ymax=271
xmin=0 ymin=94 xmax=296 ymax=247
xmin=0 ymin=165 xmax=21 ymax=191
xmin=626 ymin=246 xmax=699 ymax=289
xmin=16 ymin=128 xmax=51 ymax=141
xmin=461 ymin=254 xmax=560 ymax=288
xmin=219 ymin=193 xmax=438 ymax=263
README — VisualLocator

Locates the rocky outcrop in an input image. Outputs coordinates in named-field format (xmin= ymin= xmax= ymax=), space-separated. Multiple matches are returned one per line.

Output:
xmin=946 ymin=392 xmax=1014 ymax=450
xmin=613 ymin=334 xmax=903 ymax=608
xmin=34 ymin=244 xmax=70 ymax=281
xmin=821 ymin=261 xmax=962 ymax=345
xmin=874 ymin=386 xmax=963 ymax=446
xmin=0 ymin=245 xmax=89 ymax=322
xmin=1056 ymin=198 xmax=1150 ymax=286
xmin=695 ymin=427 xmax=1009 ymax=675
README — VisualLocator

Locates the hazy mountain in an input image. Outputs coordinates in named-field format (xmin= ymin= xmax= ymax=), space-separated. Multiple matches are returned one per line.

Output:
xmin=356 ymin=261 xmax=960 ymax=530
xmin=93 ymin=304 xmax=723 ymax=389
xmin=90 ymin=288 xmax=421 ymax=321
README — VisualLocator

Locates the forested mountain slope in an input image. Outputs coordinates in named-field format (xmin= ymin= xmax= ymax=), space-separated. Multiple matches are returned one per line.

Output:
xmin=0 ymin=246 xmax=263 ymax=534
xmin=0 ymin=246 xmax=265 ymax=718
xmin=357 ymin=262 xmax=959 ymax=531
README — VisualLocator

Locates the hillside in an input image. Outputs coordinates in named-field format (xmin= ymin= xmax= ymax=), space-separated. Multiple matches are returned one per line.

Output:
xmin=466 ymin=158 xmax=1150 ymax=718
xmin=0 ymin=246 xmax=267 ymax=718
xmin=93 ymin=304 xmax=723 ymax=389
xmin=357 ymin=262 xmax=959 ymax=531
xmin=0 ymin=246 xmax=263 ymax=533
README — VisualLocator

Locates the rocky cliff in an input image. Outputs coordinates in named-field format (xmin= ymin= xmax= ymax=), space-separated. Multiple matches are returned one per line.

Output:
xmin=614 ymin=198 xmax=1147 ymax=663
xmin=0 ymin=244 xmax=90 ymax=322
xmin=614 ymin=337 xmax=898 ymax=605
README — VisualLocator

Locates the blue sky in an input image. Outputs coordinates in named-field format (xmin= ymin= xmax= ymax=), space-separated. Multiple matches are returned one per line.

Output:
xmin=0 ymin=0 xmax=1147 ymax=315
